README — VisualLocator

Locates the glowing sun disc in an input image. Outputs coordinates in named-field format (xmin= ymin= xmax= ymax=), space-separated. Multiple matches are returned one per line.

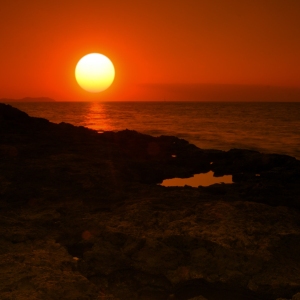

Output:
xmin=75 ymin=53 xmax=115 ymax=93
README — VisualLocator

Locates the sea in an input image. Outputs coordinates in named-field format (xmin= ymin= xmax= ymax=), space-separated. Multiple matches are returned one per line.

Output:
xmin=7 ymin=101 xmax=300 ymax=160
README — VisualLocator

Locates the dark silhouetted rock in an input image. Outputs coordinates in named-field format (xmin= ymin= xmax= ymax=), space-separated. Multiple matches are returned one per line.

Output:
xmin=1 ymin=103 xmax=300 ymax=300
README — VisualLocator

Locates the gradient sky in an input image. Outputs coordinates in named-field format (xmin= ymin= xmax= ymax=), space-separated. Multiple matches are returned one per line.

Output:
xmin=1 ymin=0 xmax=300 ymax=101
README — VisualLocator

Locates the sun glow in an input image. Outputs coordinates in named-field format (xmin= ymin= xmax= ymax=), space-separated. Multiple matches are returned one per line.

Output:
xmin=75 ymin=53 xmax=115 ymax=93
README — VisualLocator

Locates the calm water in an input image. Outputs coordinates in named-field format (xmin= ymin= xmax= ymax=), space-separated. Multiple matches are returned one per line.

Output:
xmin=7 ymin=101 xmax=300 ymax=159
xmin=160 ymin=171 xmax=233 ymax=187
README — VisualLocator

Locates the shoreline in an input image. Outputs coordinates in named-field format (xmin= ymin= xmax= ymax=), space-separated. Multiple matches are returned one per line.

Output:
xmin=6 ymin=101 xmax=300 ymax=161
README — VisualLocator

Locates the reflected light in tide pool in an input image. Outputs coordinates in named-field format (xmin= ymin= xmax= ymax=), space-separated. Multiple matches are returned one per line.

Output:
xmin=160 ymin=171 xmax=233 ymax=187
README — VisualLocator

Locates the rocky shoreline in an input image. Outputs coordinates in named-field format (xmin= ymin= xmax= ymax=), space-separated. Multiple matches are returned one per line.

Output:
xmin=1 ymin=103 xmax=300 ymax=300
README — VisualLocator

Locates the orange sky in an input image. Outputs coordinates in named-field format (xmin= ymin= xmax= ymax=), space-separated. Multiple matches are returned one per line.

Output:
xmin=1 ymin=0 xmax=300 ymax=101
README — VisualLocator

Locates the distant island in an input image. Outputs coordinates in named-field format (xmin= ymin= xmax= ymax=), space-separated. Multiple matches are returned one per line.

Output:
xmin=0 ymin=97 xmax=55 ymax=102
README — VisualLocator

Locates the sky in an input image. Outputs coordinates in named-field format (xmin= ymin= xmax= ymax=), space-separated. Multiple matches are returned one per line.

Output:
xmin=1 ymin=0 xmax=300 ymax=101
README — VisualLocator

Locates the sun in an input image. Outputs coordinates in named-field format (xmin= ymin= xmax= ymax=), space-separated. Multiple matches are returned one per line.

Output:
xmin=75 ymin=53 xmax=115 ymax=93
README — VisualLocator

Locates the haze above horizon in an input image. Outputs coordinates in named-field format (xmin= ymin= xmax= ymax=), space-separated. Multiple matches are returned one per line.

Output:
xmin=2 ymin=84 xmax=300 ymax=102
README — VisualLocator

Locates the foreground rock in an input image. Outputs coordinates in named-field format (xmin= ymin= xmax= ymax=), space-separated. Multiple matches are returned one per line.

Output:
xmin=1 ymin=103 xmax=300 ymax=300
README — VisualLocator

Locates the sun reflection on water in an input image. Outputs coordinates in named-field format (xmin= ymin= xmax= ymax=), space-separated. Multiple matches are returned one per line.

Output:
xmin=83 ymin=102 xmax=112 ymax=132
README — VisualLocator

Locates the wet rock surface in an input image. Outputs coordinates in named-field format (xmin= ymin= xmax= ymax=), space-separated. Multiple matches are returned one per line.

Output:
xmin=1 ymin=103 xmax=300 ymax=300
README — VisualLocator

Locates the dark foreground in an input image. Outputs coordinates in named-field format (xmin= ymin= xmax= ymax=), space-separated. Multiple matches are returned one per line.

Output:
xmin=1 ymin=103 xmax=300 ymax=300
